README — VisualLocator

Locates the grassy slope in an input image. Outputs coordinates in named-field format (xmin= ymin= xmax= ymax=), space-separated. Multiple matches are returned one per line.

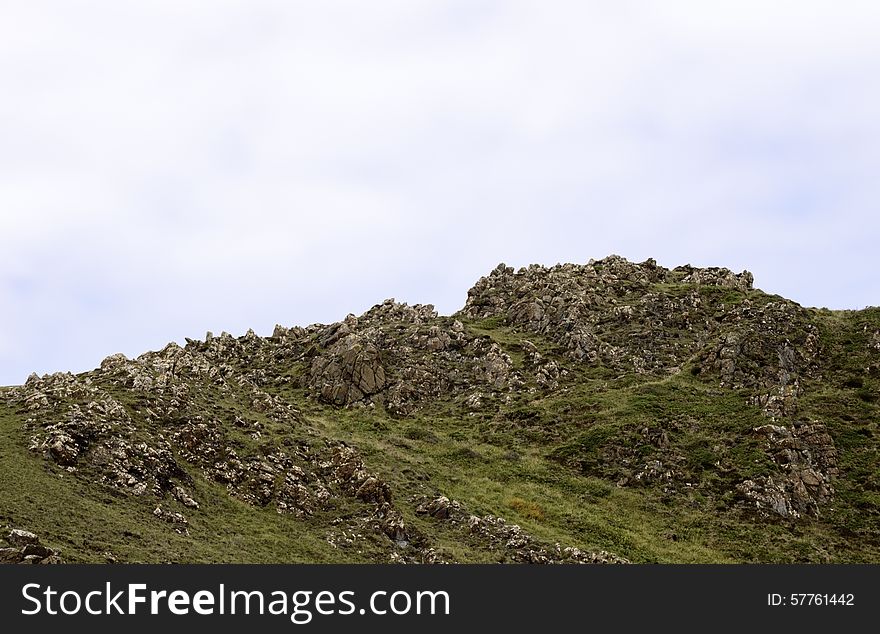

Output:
xmin=1 ymin=303 xmax=878 ymax=563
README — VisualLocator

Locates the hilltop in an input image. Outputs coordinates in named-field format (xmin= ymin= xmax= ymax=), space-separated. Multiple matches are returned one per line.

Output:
xmin=1 ymin=255 xmax=878 ymax=563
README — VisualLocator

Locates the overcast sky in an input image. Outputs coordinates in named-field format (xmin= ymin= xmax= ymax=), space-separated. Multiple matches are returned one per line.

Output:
xmin=2 ymin=1 xmax=879 ymax=385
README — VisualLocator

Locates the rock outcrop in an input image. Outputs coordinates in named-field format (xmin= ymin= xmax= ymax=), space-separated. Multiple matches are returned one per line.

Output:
xmin=462 ymin=257 xmax=782 ymax=381
xmin=0 ymin=529 xmax=63 ymax=564
xmin=738 ymin=422 xmax=838 ymax=519
xmin=278 ymin=300 xmax=524 ymax=415
xmin=414 ymin=495 xmax=626 ymax=564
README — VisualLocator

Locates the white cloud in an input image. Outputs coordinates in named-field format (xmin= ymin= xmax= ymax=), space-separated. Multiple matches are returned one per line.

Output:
xmin=1 ymin=1 xmax=879 ymax=384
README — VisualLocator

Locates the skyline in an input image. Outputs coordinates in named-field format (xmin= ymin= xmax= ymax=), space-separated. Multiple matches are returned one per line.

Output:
xmin=2 ymin=1 xmax=879 ymax=385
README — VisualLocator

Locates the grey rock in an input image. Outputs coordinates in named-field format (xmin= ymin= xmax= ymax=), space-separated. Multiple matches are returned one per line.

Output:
xmin=7 ymin=529 xmax=39 ymax=547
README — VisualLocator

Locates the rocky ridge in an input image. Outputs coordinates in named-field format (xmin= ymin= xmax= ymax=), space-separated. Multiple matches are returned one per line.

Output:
xmin=3 ymin=255 xmax=878 ymax=563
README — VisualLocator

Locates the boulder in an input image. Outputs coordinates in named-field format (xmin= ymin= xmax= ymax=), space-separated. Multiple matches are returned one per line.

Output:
xmin=7 ymin=529 xmax=39 ymax=547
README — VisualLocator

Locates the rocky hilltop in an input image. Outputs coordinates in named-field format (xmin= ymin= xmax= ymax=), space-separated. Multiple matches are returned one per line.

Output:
xmin=1 ymin=256 xmax=878 ymax=563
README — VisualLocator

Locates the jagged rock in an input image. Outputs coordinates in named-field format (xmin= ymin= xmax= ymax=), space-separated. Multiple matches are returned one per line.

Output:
xmin=173 ymin=486 xmax=200 ymax=509
xmin=461 ymin=256 xmax=755 ymax=375
xmin=871 ymin=330 xmax=880 ymax=352
xmin=1 ymin=530 xmax=62 ymax=564
xmin=522 ymin=340 xmax=562 ymax=390
xmin=7 ymin=529 xmax=39 ymax=547
xmin=416 ymin=495 xmax=458 ymax=519
xmin=413 ymin=495 xmax=626 ymax=564
xmin=153 ymin=506 xmax=186 ymax=522
xmin=355 ymin=476 xmax=390 ymax=504
xmin=290 ymin=299 xmax=532 ymax=415
xmin=464 ymin=392 xmax=485 ymax=410
xmin=46 ymin=432 xmax=80 ymax=465
xmin=377 ymin=504 xmax=408 ymax=543
xmin=677 ymin=265 xmax=754 ymax=291
xmin=634 ymin=459 xmax=676 ymax=485
xmin=465 ymin=514 xmax=627 ymax=564
xmin=698 ymin=305 xmax=819 ymax=392
xmin=0 ymin=548 xmax=22 ymax=563
xmin=39 ymin=555 xmax=65 ymax=564
xmin=22 ymin=542 xmax=55 ymax=558
xmin=171 ymin=420 xmax=327 ymax=517
xmin=738 ymin=422 xmax=838 ymax=518
xmin=737 ymin=477 xmax=796 ymax=518
xmin=311 ymin=335 xmax=388 ymax=406
xmin=477 ymin=344 xmax=514 ymax=389
xmin=325 ymin=445 xmax=393 ymax=505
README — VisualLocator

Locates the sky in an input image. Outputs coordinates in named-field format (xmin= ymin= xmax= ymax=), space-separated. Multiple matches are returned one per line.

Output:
xmin=2 ymin=1 xmax=879 ymax=385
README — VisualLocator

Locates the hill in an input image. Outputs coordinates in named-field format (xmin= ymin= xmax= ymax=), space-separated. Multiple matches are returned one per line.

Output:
xmin=2 ymin=255 xmax=878 ymax=563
